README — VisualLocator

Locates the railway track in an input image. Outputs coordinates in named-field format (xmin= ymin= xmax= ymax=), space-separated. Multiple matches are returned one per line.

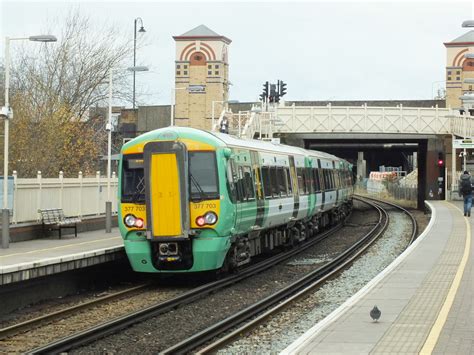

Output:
xmin=27 ymin=220 xmax=346 ymax=353
xmin=162 ymin=196 xmax=393 ymax=354
xmin=0 ymin=284 xmax=149 ymax=340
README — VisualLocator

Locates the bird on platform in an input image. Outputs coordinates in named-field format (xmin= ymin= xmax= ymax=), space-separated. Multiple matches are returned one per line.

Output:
xmin=370 ymin=305 xmax=381 ymax=322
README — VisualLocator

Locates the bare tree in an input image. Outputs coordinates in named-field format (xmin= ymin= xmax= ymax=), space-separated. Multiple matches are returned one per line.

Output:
xmin=2 ymin=10 xmax=139 ymax=177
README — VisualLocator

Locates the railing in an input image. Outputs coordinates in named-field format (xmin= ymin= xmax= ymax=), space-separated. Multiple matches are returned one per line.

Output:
xmin=9 ymin=171 xmax=118 ymax=224
xmin=270 ymin=103 xmax=454 ymax=135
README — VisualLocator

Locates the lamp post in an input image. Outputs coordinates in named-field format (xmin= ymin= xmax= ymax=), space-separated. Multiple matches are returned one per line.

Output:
xmin=133 ymin=17 xmax=146 ymax=110
xmin=170 ymin=87 xmax=187 ymax=127
xmin=105 ymin=65 xmax=148 ymax=233
xmin=1 ymin=35 xmax=57 ymax=249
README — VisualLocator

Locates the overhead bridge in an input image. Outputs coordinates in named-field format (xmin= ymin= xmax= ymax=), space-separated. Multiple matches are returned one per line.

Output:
xmin=213 ymin=104 xmax=474 ymax=207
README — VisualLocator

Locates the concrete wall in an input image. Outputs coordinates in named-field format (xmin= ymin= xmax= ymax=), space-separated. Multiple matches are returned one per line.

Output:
xmin=136 ymin=105 xmax=171 ymax=134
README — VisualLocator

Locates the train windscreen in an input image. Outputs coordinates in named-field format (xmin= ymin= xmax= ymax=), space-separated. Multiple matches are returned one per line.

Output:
xmin=121 ymin=154 xmax=145 ymax=203
xmin=189 ymin=151 xmax=219 ymax=201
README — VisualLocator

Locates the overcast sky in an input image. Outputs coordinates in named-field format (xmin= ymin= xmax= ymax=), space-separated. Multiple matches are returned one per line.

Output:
xmin=1 ymin=0 xmax=472 ymax=106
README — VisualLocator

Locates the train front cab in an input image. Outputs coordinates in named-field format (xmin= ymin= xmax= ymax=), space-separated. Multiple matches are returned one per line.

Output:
xmin=120 ymin=137 xmax=232 ymax=273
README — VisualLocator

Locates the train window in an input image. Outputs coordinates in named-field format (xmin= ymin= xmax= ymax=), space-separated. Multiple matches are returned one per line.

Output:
xmin=296 ymin=168 xmax=305 ymax=195
xmin=270 ymin=167 xmax=279 ymax=197
xmin=276 ymin=167 xmax=287 ymax=196
xmin=313 ymin=168 xmax=321 ymax=192
xmin=121 ymin=154 xmax=145 ymax=203
xmin=189 ymin=151 xmax=219 ymax=201
xmin=226 ymin=160 xmax=237 ymax=203
xmin=305 ymin=168 xmax=313 ymax=194
xmin=242 ymin=166 xmax=255 ymax=201
xmin=261 ymin=166 xmax=272 ymax=198
xmin=323 ymin=169 xmax=330 ymax=190
xmin=320 ymin=169 xmax=325 ymax=190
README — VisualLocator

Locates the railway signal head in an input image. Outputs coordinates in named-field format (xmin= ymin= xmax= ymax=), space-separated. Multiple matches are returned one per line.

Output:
xmin=279 ymin=80 xmax=287 ymax=97
xmin=438 ymin=152 xmax=444 ymax=167
xmin=260 ymin=81 xmax=269 ymax=102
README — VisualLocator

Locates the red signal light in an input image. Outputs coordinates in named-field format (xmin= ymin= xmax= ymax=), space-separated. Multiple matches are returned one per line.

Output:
xmin=438 ymin=159 xmax=444 ymax=167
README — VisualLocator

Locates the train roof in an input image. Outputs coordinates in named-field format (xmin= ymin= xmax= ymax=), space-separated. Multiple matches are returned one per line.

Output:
xmin=210 ymin=131 xmax=342 ymax=162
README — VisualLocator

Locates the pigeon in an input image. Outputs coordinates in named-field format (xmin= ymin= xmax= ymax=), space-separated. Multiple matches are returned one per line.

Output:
xmin=370 ymin=305 xmax=381 ymax=322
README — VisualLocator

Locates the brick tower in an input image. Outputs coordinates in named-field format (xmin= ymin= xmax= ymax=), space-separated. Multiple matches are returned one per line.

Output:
xmin=173 ymin=25 xmax=231 ymax=130
xmin=444 ymin=31 xmax=474 ymax=109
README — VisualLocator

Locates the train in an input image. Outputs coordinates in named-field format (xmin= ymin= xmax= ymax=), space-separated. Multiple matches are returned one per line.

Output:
xmin=118 ymin=127 xmax=354 ymax=273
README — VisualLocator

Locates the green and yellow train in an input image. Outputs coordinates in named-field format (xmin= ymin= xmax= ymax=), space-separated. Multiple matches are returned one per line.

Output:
xmin=119 ymin=127 xmax=353 ymax=273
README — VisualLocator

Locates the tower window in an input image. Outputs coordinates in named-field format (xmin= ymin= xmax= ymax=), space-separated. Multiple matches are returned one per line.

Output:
xmin=447 ymin=70 xmax=451 ymax=75
xmin=448 ymin=76 xmax=452 ymax=81
xmin=194 ymin=54 xmax=202 ymax=61
xmin=177 ymin=65 xmax=181 ymax=69
xmin=208 ymin=71 xmax=212 ymax=75
xmin=184 ymin=71 xmax=188 ymax=75
xmin=457 ymin=71 xmax=460 ymax=74
xmin=184 ymin=65 xmax=188 ymax=69
xmin=215 ymin=64 xmax=219 ymax=69
xmin=208 ymin=64 xmax=212 ymax=69
xmin=215 ymin=71 xmax=219 ymax=75
xmin=456 ymin=76 xmax=461 ymax=81
xmin=177 ymin=71 xmax=181 ymax=75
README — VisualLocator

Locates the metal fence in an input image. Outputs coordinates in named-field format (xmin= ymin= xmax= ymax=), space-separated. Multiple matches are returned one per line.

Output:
xmin=356 ymin=178 xmax=418 ymax=207
xmin=9 ymin=171 xmax=118 ymax=224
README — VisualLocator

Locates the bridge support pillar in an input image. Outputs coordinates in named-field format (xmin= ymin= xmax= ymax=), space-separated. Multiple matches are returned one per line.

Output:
xmin=357 ymin=152 xmax=367 ymax=181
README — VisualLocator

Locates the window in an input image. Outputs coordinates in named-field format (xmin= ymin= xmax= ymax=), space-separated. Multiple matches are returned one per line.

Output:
xmin=241 ymin=166 xmax=255 ymax=201
xmin=270 ymin=167 xmax=279 ymax=197
xmin=226 ymin=160 xmax=237 ymax=203
xmin=208 ymin=71 xmax=212 ymax=75
xmin=177 ymin=65 xmax=181 ymax=69
xmin=277 ymin=167 xmax=287 ymax=196
xmin=215 ymin=71 xmax=219 ymax=75
xmin=184 ymin=65 xmax=188 ymax=69
xmin=297 ymin=168 xmax=306 ymax=194
xmin=262 ymin=166 xmax=272 ymax=198
xmin=319 ymin=169 xmax=325 ymax=190
xmin=208 ymin=64 xmax=212 ymax=69
xmin=448 ymin=76 xmax=452 ymax=81
xmin=215 ymin=64 xmax=219 ymax=69
xmin=456 ymin=77 xmax=461 ymax=81
xmin=457 ymin=70 xmax=460 ymax=74
xmin=121 ymin=154 xmax=145 ymax=203
xmin=184 ymin=71 xmax=188 ymax=75
xmin=447 ymin=70 xmax=451 ymax=75
xmin=313 ymin=168 xmax=321 ymax=192
xmin=176 ymin=71 xmax=181 ymax=75
xmin=189 ymin=151 xmax=219 ymax=201
xmin=305 ymin=168 xmax=313 ymax=194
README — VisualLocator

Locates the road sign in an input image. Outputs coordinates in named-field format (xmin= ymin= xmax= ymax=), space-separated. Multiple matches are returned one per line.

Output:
xmin=453 ymin=138 xmax=474 ymax=148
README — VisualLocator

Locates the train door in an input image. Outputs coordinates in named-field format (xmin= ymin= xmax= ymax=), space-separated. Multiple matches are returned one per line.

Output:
xmin=251 ymin=151 xmax=265 ymax=229
xmin=143 ymin=141 xmax=189 ymax=239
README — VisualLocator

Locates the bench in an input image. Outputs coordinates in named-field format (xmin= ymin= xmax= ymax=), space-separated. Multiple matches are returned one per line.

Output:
xmin=38 ymin=208 xmax=82 ymax=239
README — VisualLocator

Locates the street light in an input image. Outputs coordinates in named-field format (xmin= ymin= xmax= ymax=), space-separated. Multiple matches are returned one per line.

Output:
xmin=105 ymin=65 xmax=148 ymax=233
xmin=462 ymin=20 xmax=474 ymax=27
xmin=133 ymin=17 xmax=146 ymax=110
xmin=1 ymin=35 xmax=57 ymax=249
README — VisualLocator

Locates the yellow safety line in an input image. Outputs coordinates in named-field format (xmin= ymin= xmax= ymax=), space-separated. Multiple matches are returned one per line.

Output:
xmin=419 ymin=203 xmax=471 ymax=354
xmin=0 ymin=236 xmax=122 ymax=259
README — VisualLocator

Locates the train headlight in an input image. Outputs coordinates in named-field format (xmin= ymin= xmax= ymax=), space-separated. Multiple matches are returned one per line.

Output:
xmin=124 ymin=214 xmax=137 ymax=227
xmin=204 ymin=212 xmax=218 ymax=225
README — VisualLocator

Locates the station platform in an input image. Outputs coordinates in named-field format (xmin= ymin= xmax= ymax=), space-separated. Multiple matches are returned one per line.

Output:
xmin=283 ymin=200 xmax=472 ymax=354
xmin=0 ymin=228 xmax=124 ymax=286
